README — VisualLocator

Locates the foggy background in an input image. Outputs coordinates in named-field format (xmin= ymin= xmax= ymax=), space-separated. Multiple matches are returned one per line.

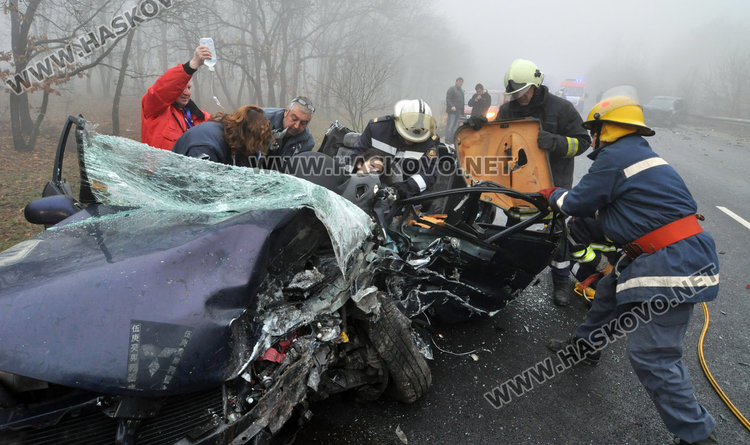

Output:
xmin=436 ymin=0 xmax=750 ymax=116
xmin=2 ymin=0 xmax=750 ymax=151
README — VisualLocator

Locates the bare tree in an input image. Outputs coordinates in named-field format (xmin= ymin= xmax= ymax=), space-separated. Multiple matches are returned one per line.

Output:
xmin=326 ymin=47 xmax=393 ymax=131
xmin=112 ymin=30 xmax=135 ymax=135
xmin=1 ymin=0 xmax=475 ymax=152
xmin=2 ymin=0 xmax=129 ymax=151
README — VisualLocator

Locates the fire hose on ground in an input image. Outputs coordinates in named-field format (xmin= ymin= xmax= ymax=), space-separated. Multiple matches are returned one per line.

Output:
xmin=576 ymin=281 xmax=749 ymax=432
xmin=698 ymin=302 xmax=750 ymax=431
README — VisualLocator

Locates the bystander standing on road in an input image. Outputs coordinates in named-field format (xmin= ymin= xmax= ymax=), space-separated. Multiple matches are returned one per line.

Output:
xmin=468 ymin=83 xmax=491 ymax=119
xmin=444 ymin=77 xmax=464 ymax=144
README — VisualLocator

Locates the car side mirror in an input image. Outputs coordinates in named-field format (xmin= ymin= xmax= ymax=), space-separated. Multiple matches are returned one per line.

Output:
xmin=24 ymin=195 xmax=79 ymax=225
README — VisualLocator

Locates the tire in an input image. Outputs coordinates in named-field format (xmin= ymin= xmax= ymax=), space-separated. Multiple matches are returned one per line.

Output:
xmin=363 ymin=293 xmax=432 ymax=403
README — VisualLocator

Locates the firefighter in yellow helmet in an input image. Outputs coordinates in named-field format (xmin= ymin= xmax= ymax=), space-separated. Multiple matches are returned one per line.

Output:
xmin=542 ymin=87 xmax=719 ymax=445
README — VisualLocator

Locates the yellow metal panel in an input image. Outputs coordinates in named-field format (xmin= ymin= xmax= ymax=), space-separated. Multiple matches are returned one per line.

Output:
xmin=455 ymin=120 xmax=554 ymax=210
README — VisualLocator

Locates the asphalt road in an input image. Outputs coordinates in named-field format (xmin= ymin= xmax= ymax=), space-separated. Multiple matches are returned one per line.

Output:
xmin=295 ymin=124 xmax=750 ymax=445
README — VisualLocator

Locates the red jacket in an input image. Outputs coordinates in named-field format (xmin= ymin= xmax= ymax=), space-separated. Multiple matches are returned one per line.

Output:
xmin=141 ymin=64 xmax=210 ymax=150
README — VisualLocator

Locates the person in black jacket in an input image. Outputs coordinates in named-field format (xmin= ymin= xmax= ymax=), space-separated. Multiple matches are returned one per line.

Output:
xmin=172 ymin=105 xmax=272 ymax=166
xmin=444 ymin=77 xmax=464 ymax=144
xmin=468 ymin=83 xmax=491 ymax=118
xmin=500 ymin=59 xmax=591 ymax=306
xmin=355 ymin=99 xmax=440 ymax=199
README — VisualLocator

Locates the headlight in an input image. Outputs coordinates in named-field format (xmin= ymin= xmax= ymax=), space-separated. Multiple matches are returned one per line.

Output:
xmin=486 ymin=110 xmax=497 ymax=120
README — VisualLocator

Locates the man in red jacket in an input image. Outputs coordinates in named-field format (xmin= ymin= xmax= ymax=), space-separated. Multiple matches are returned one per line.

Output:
xmin=141 ymin=45 xmax=212 ymax=150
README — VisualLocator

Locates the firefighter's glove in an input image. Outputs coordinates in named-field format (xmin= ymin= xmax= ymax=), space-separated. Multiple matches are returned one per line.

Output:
xmin=537 ymin=129 xmax=560 ymax=152
xmin=537 ymin=187 xmax=559 ymax=202
xmin=466 ymin=116 xmax=487 ymax=131
xmin=375 ymin=184 xmax=406 ymax=203
xmin=392 ymin=181 xmax=410 ymax=200
xmin=374 ymin=186 xmax=394 ymax=202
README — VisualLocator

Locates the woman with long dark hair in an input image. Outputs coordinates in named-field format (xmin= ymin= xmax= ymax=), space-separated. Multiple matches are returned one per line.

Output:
xmin=172 ymin=105 xmax=272 ymax=166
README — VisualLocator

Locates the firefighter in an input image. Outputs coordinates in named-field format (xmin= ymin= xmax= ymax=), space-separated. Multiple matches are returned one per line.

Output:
xmin=542 ymin=92 xmax=719 ymax=444
xmin=499 ymin=59 xmax=591 ymax=305
xmin=355 ymin=99 xmax=441 ymax=199
xmin=567 ymin=216 xmax=618 ymax=301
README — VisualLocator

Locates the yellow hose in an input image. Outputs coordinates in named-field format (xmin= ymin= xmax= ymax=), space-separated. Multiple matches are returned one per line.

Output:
xmin=697 ymin=302 xmax=750 ymax=431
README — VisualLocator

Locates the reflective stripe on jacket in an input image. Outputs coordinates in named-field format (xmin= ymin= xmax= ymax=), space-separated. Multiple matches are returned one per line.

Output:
xmin=498 ymin=85 xmax=590 ymax=188
xmin=549 ymin=134 xmax=719 ymax=304
xmin=356 ymin=116 xmax=440 ymax=197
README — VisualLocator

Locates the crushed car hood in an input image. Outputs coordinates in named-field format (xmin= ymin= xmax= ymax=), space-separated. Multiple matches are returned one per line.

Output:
xmin=0 ymin=129 xmax=373 ymax=397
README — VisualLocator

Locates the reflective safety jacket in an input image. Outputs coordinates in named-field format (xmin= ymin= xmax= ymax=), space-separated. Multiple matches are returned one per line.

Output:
xmin=498 ymin=85 xmax=590 ymax=188
xmin=355 ymin=115 xmax=441 ymax=197
xmin=549 ymin=135 xmax=719 ymax=304
xmin=141 ymin=63 xmax=210 ymax=150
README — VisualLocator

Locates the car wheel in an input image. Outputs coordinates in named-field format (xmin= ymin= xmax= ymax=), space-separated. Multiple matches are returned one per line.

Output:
xmin=362 ymin=292 xmax=432 ymax=403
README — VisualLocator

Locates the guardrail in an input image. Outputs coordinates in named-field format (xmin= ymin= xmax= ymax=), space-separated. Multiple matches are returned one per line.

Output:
xmin=684 ymin=114 xmax=750 ymax=137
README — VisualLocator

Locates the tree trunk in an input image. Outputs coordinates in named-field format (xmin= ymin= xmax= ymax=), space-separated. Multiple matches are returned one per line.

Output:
xmin=112 ymin=31 xmax=136 ymax=136
xmin=8 ymin=0 xmax=42 ymax=152
xmin=10 ymin=94 xmax=34 ymax=152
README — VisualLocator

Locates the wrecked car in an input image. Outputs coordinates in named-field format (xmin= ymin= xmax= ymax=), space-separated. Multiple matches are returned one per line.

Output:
xmin=319 ymin=118 xmax=565 ymax=324
xmin=0 ymin=117 xmax=431 ymax=444
xmin=643 ymin=95 xmax=686 ymax=128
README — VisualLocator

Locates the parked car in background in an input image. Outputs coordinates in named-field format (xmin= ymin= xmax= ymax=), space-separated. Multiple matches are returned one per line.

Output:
xmin=643 ymin=96 xmax=686 ymax=127
xmin=461 ymin=89 xmax=504 ymax=123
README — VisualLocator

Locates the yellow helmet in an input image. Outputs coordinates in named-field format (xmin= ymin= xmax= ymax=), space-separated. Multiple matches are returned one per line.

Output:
xmin=583 ymin=95 xmax=654 ymax=137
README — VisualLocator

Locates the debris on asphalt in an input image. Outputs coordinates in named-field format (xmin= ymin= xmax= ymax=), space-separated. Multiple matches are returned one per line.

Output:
xmin=395 ymin=424 xmax=408 ymax=444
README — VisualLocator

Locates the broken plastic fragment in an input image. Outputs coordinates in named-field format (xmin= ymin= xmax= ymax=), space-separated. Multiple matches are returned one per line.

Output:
xmin=395 ymin=424 xmax=408 ymax=444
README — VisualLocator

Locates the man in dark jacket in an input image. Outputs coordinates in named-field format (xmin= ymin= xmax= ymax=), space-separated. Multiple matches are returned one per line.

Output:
xmin=542 ymin=93 xmax=718 ymax=445
xmin=468 ymin=83 xmax=491 ymax=118
xmin=500 ymin=59 xmax=591 ymax=306
xmin=444 ymin=77 xmax=464 ymax=144
xmin=141 ymin=45 xmax=212 ymax=150
xmin=263 ymin=96 xmax=316 ymax=159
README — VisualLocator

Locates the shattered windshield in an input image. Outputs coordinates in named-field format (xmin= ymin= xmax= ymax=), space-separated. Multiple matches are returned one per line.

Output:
xmin=69 ymin=125 xmax=373 ymax=275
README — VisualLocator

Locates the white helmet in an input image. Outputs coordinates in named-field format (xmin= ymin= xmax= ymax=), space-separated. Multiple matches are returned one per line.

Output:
xmin=504 ymin=59 xmax=544 ymax=101
xmin=394 ymin=99 xmax=436 ymax=143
